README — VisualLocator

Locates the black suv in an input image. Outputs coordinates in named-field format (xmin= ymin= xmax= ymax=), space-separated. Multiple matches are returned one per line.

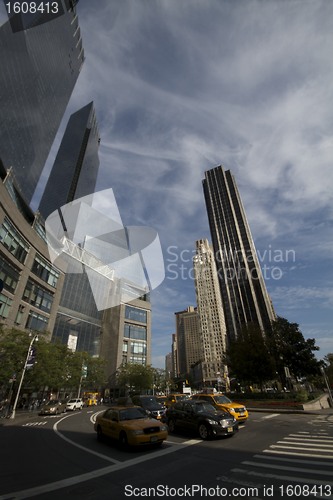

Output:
xmin=165 ymin=399 xmax=238 ymax=440
xmin=131 ymin=395 xmax=166 ymax=420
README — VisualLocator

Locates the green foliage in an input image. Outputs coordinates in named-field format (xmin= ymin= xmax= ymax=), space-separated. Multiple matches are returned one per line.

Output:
xmin=227 ymin=323 xmax=275 ymax=386
xmin=323 ymin=353 xmax=333 ymax=388
xmin=117 ymin=363 xmax=154 ymax=394
xmin=0 ymin=327 xmax=106 ymax=397
xmin=268 ymin=317 xmax=321 ymax=381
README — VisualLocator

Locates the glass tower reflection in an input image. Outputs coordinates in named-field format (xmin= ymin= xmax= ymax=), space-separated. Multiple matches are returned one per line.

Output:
xmin=0 ymin=1 xmax=84 ymax=204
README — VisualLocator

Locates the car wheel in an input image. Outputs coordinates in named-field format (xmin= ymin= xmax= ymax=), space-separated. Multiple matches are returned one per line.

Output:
xmin=96 ymin=425 xmax=104 ymax=442
xmin=119 ymin=432 xmax=128 ymax=447
xmin=198 ymin=423 xmax=210 ymax=440
xmin=168 ymin=419 xmax=176 ymax=433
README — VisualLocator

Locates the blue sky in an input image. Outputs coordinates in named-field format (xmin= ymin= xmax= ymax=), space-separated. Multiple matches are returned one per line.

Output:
xmin=3 ymin=1 xmax=332 ymax=368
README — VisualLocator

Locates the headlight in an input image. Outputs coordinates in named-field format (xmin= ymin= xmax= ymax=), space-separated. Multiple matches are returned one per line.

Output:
xmin=207 ymin=419 xmax=218 ymax=425
xmin=130 ymin=429 xmax=144 ymax=435
xmin=229 ymin=407 xmax=235 ymax=412
xmin=160 ymin=425 xmax=168 ymax=431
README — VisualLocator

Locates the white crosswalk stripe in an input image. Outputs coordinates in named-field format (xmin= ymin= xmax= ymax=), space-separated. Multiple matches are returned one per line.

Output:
xmin=228 ymin=417 xmax=333 ymax=498
xmin=22 ymin=421 xmax=47 ymax=426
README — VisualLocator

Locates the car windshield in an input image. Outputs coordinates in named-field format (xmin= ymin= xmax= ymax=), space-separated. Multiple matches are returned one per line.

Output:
xmin=68 ymin=399 xmax=77 ymax=403
xmin=214 ymin=395 xmax=232 ymax=404
xmin=176 ymin=395 xmax=188 ymax=401
xmin=141 ymin=398 xmax=161 ymax=408
xmin=194 ymin=403 xmax=216 ymax=413
xmin=45 ymin=400 xmax=59 ymax=406
xmin=119 ymin=408 xmax=147 ymax=420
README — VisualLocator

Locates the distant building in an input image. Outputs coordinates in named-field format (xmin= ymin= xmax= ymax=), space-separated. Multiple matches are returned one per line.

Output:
xmin=193 ymin=239 xmax=228 ymax=388
xmin=165 ymin=352 xmax=173 ymax=378
xmin=175 ymin=306 xmax=202 ymax=378
xmin=171 ymin=333 xmax=178 ymax=378
xmin=0 ymin=1 xmax=84 ymax=205
xmin=0 ymin=166 xmax=64 ymax=336
xmin=101 ymin=297 xmax=152 ymax=384
xmin=203 ymin=165 xmax=276 ymax=341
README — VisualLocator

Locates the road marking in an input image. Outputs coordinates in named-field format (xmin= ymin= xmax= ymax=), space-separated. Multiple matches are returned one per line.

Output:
xmin=53 ymin=415 xmax=121 ymax=464
xmin=231 ymin=468 xmax=333 ymax=492
xmin=0 ymin=438 xmax=202 ymax=499
xmin=264 ymin=449 xmax=333 ymax=459
xmin=254 ymin=453 xmax=333 ymax=467
xmin=270 ymin=444 xmax=333 ymax=453
xmin=241 ymin=460 xmax=333 ymax=476
xmin=22 ymin=422 xmax=47 ymax=427
xmin=261 ymin=413 xmax=279 ymax=419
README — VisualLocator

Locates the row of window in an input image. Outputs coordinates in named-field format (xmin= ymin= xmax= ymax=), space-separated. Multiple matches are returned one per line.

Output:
xmin=0 ymin=293 xmax=48 ymax=332
xmin=0 ymin=218 xmax=60 ymax=288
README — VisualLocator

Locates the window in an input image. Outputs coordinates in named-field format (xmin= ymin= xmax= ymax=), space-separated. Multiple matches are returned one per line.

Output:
xmin=23 ymin=279 xmax=53 ymax=312
xmin=124 ymin=323 xmax=147 ymax=341
xmin=0 ymin=254 xmax=20 ymax=293
xmin=131 ymin=341 xmax=146 ymax=355
xmin=0 ymin=293 xmax=12 ymax=318
xmin=31 ymin=255 xmax=59 ymax=287
xmin=125 ymin=305 xmax=147 ymax=323
xmin=25 ymin=310 xmax=48 ymax=332
xmin=15 ymin=304 xmax=25 ymax=325
xmin=0 ymin=218 xmax=29 ymax=263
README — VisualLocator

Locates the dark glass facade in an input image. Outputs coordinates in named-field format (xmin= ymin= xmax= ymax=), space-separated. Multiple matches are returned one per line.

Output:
xmin=0 ymin=1 xmax=84 ymax=204
xmin=38 ymin=102 xmax=100 ymax=219
xmin=43 ymin=102 xmax=101 ymax=357
xmin=203 ymin=165 xmax=276 ymax=341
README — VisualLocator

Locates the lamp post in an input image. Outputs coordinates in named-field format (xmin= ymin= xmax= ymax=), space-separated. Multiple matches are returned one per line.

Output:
xmin=10 ymin=333 xmax=38 ymax=419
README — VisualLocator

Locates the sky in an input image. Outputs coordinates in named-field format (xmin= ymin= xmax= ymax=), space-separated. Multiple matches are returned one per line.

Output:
xmin=3 ymin=0 xmax=333 ymax=368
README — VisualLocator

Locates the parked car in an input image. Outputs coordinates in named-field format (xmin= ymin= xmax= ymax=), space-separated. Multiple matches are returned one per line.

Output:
xmin=165 ymin=393 xmax=190 ymax=408
xmin=66 ymin=398 xmax=84 ymax=411
xmin=94 ymin=405 xmax=168 ymax=447
xmin=165 ymin=399 xmax=238 ymax=440
xmin=39 ymin=399 xmax=67 ymax=415
xmin=191 ymin=393 xmax=248 ymax=422
xmin=131 ymin=395 xmax=166 ymax=420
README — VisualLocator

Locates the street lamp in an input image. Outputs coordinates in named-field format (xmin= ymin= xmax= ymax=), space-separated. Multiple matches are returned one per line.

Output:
xmin=10 ymin=333 xmax=38 ymax=419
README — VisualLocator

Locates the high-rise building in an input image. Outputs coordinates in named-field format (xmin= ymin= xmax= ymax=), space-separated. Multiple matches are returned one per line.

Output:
xmin=175 ymin=306 xmax=202 ymax=378
xmin=193 ymin=239 xmax=228 ymax=387
xmin=0 ymin=164 xmax=64 ymax=337
xmin=101 ymin=297 xmax=152 ymax=385
xmin=203 ymin=165 xmax=276 ymax=341
xmin=0 ymin=1 xmax=84 ymax=204
xmin=45 ymin=103 xmax=101 ymax=356
xmin=38 ymin=102 xmax=100 ymax=219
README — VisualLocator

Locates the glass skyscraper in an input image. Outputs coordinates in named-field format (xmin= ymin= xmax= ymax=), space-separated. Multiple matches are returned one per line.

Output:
xmin=203 ymin=165 xmax=276 ymax=341
xmin=41 ymin=102 xmax=102 ymax=356
xmin=38 ymin=102 xmax=100 ymax=219
xmin=0 ymin=1 xmax=84 ymax=204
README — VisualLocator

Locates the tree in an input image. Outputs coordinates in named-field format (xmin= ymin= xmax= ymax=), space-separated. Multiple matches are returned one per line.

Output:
xmin=268 ymin=317 xmax=321 ymax=383
xmin=227 ymin=323 xmax=275 ymax=388
xmin=116 ymin=363 xmax=154 ymax=394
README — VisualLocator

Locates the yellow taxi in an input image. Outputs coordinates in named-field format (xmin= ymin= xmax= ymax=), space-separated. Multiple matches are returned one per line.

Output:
xmin=165 ymin=393 xmax=190 ymax=408
xmin=191 ymin=393 xmax=248 ymax=422
xmin=94 ymin=405 xmax=168 ymax=447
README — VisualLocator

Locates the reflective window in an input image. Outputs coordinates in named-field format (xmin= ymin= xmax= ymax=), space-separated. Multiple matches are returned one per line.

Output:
xmin=0 ymin=293 xmax=12 ymax=318
xmin=0 ymin=218 xmax=29 ymax=263
xmin=124 ymin=323 xmax=147 ymax=341
xmin=25 ymin=310 xmax=49 ymax=332
xmin=31 ymin=255 xmax=59 ymax=288
xmin=125 ymin=305 xmax=147 ymax=323
xmin=0 ymin=254 xmax=20 ymax=293
xmin=23 ymin=279 xmax=53 ymax=313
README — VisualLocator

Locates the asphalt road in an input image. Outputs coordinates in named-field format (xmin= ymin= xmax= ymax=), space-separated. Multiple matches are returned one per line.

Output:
xmin=1 ymin=408 xmax=333 ymax=499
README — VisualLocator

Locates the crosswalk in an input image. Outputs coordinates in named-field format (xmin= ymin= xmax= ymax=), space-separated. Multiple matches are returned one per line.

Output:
xmin=219 ymin=416 xmax=333 ymax=499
